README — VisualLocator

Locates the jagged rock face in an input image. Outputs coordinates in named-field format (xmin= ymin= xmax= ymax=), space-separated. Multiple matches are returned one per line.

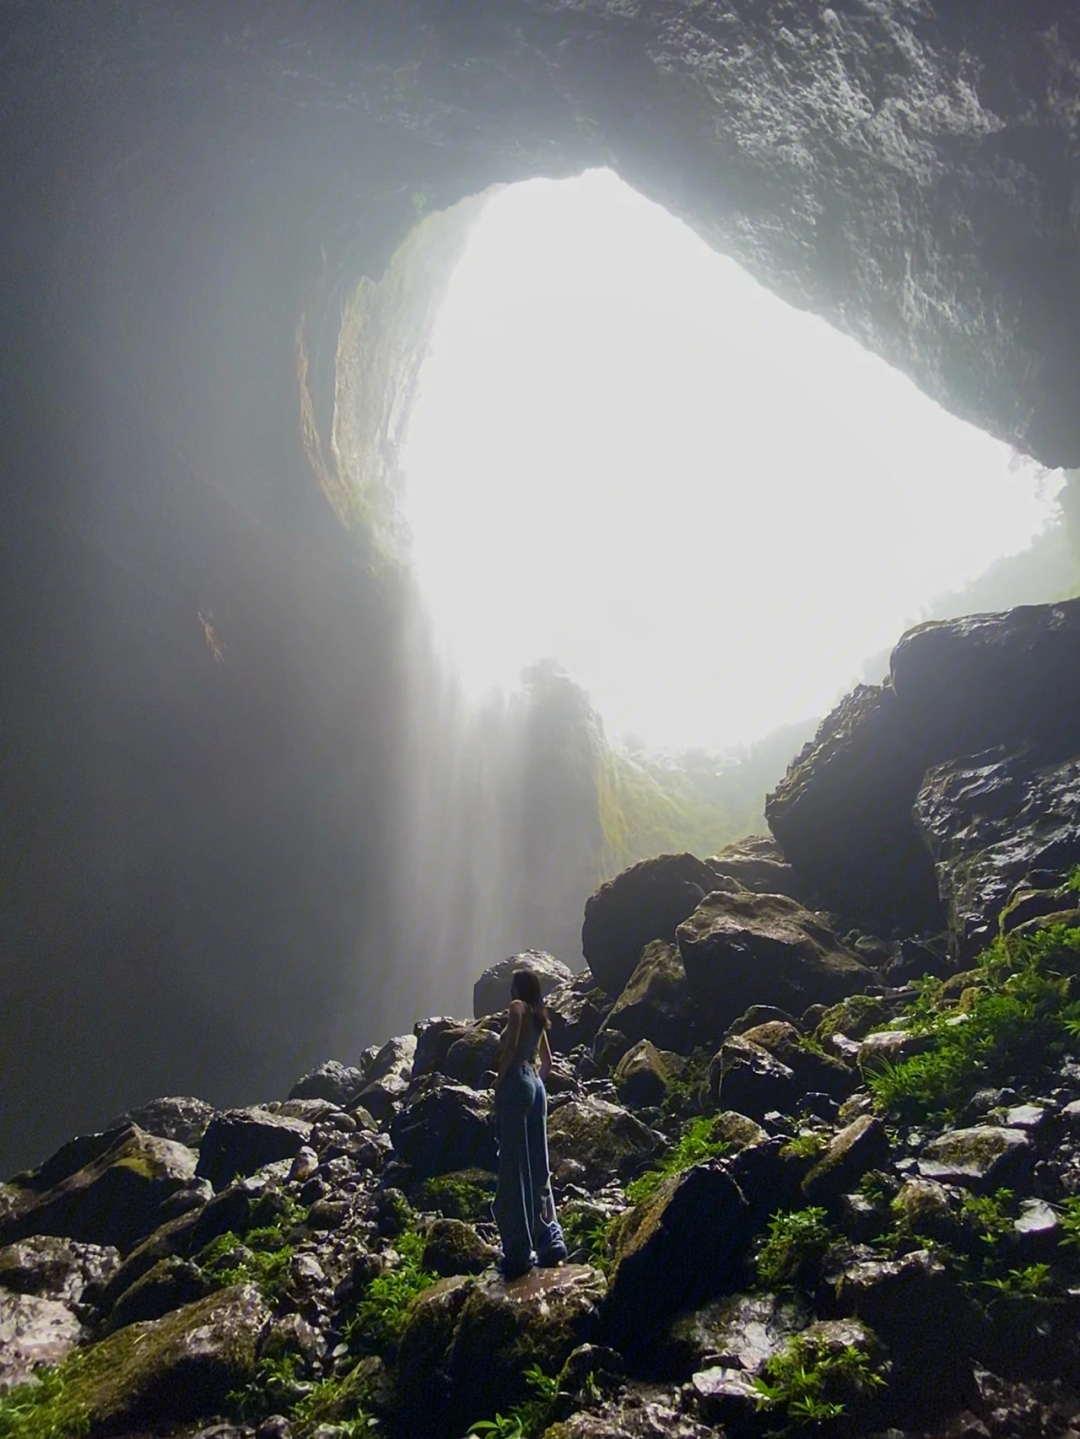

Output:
xmin=602 ymin=941 xmax=695 ymax=1053
xmin=768 ymin=599 xmax=1080 ymax=935
xmin=916 ymin=747 xmax=1080 ymax=957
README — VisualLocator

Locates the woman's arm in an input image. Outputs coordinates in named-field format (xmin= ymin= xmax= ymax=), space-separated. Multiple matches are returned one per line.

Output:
xmin=495 ymin=1000 xmax=525 ymax=1088
xmin=538 ymin=1028 xmax=552 ymax=1083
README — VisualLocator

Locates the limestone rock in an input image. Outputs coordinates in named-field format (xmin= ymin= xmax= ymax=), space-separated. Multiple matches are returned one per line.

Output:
xmin=0 ymin=1289 xmax=83 ymax=1393
xmin=582 ymin=855 xmax=719 ymax=997
xmin=473 ymin=950 xmax=575 ymax=1019
xmin=603 ymin=1162 xmax=750 ymax=1352
xmin=355 ymin=1034 xmax=418 ymax=1121
xmin=443 ymin=1029 xmax=501 ymax=1089
xmin=0 ymin=1235 xmax=120 ymax=1308
xmin=802 ymin=1116 xmax=890 ymax=1202
xmin=915 ymin=747 xmax=1080 ymax=957
xmin=102 ymin=1097 xmax=215 ymax=1149
xmin=857 ymin=1028 xmax=932 ymax=1070
xmin=546 ymin=1098 xmax=659 ymax=1188
xmin=287 ymin=1062 xmax=367 ymax=1109
xmin=196 ymin=1109 xmax=312 ymax=1191
xmin=603 ymin=941 xmax=696 ymax=1053
xmin=396 ymin=1265 xmax=604 ymax=1439
xmin=659 ymin=1290 xmax=809 ymax=1380
xmin=613 ymin=1040 xmax=670 ymax=1110
xmin=918 ymin=1126 xmax=1032 ymax=1190
xmin=677 ymin=889 xmax=871 ymax=1030
xmin=389 ymin=1079 xmax=496 ymax=1177
xmin=707 ymin=836 xmax=802 ymax=900
xmin=0 ymin=1126 xmax=200 ymax=1255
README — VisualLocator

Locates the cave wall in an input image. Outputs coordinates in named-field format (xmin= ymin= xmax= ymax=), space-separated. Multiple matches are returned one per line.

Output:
xmin=1 ymin=0 xmax=1078 ymax=1174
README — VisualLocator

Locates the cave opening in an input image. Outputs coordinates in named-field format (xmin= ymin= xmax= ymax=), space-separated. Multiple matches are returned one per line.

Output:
xmin=396 ymin=169 xmax=1066 ymax=762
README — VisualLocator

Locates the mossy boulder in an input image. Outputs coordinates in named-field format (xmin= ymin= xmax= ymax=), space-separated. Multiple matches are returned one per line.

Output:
xmin=603 ymin=1162 xmax=750 ymax=1354
xmin=917 ymin=1126 xmax=1032 ymax=1190
xmin=813 ymin=994 xmax=890 ymax=1045
xmin=603 ymin=941 xmax=696 ymax=1053
xmin=1 ymin=1284 xmax=268 ymax=1434
xmin=582 ymin=854 xmax=719 ymax=997
xmin=737 ymin=1021 xmax=855 ymax=1100
xmin=196 ymin=1107 xmax=312 ymax=1190
xmin=658 ymin=1290 xmax=810 ymax=1381
xmin=613 ymin=1040 xmax=670 ymax=1110
xmin=546 ymin=1099 xmax=659 ymax=1187
xmin=0 ymin=1126 xmax=200 ymax=1255
xmin=709 ymin=1036 xmax=796 ymax=1119
xmin=677 ymin=890 xmax=872 ymax=1031
xmin=395 ymin=1266 xmax=605 ymax=1439
xmin=421 ymin=1218 xmax=498 ymax=1277
xmin=389 ymin=1079 xmax=497 ymax=1177
xmin=801 ymin=1116 xmax=890 ymax=1202
xmin=103 ymin=1254 xmax=213 ymax=1333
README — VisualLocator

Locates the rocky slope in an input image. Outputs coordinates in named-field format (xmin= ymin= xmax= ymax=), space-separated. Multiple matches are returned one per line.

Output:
xmin=5 ymin=599 xmax=1080 ymax=1439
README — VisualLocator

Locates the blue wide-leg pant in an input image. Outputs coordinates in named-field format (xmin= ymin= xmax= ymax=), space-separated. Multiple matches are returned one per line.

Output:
xmin=493 ymin=1062 xmax=565 ymax=1269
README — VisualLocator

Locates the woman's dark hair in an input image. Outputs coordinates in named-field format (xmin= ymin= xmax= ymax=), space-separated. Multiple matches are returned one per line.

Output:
xmin=511 ymin=969 xmax=551 ymax=1031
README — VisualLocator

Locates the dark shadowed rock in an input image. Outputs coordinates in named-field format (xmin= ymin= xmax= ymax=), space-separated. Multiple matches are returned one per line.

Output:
xmin=547 ymin=973 xmax=609 ymax=1053
xmin=287 ymin=1061 xmax=367 ymax=1108
xmin=412 ymin=1018 xmax=464 ymax=1079
xmin=104 ymin=1255 xmax=213 ymax=1333
xmin=708 ymin=836 xmax=803 ymax=900
xmin=677 ymin=890 xmax=871 ymax=1030
xmin=443 ymin=1029 xmax=502 ymax=1089
xmin=613 ymin=1040 xmax=670 ymax=1110
xmin=546 ymin=1098 xmax=660 ymax=1188
xmin=582 ymin=855 xmax=720 ymax=997
xmin=421 ymin=1218 xmax=499 ymax=1278
xmin=802 ymin=1116 xmax=890 ymax=1202
xmin=389 ymin=1079 xmax=496 ymax=1178
xmin=550 ymin=1392 xmax=714 ymax=1439
xmin=604 ymin=1161 xmax=750 ymax=1353
xmin=473 ymin=950 xmax=575 ymax=1019
xmin=0 ymin=1127 xmax=200 ymax=1255
xmin=395 ymin=1265 xmax=604 ymax=1439
xmin=103 ymin=1098 xmax=215 ymax=1149
xmin=737 ymin=1021 xmax=855 ymax=1101
xmin=196 ymin=1109 xmax=311 ymax=1191
xmin=710 ymin=1036 xmax=796 ymax=1120
xmin=915 ymin=747 xmax=1080 ymax=957
xmin=603 ymin=941 xmax=696 ymax=1053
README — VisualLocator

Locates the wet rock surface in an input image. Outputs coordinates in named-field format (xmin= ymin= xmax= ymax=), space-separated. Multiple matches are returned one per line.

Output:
xmin=473 ymin=951 xmax=576 ymax=1019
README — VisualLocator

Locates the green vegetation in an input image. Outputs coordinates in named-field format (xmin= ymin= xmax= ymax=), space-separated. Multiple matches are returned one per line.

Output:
xmin=866 ymin=925 xmax=1080 ymax=1123
xmin=753 ymin=1208 xmax=835 ymax=1292
xmin=197 ymin=1228 xmax=294 ymax=1304
xmin=228 ymin=1353 xmax=375 ymax=1437
xmin=780 ymin=1132 xmax=827 ymax=1162
xmin=0 ymin=1358 xmax=92 ymax=1439
xmin=561 ymin=1207 xmax=618 ymax=1274
xmin=752 ymin=1333 xmax=886 ymax=1431
xmin=623 ymin=1115 xmax=731 ymax=1206
xmin=467 ymin=1363 xmax=562 ymax=1439
xmin=341 ymin=1229 xmax=437 ymax=1351
xmin=420 ymin=1172 xmax=495 ymax=1222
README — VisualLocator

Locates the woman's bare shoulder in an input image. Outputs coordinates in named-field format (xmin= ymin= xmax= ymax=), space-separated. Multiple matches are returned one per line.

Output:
xmin=507 ymin=998 xmax=528 ymax=1017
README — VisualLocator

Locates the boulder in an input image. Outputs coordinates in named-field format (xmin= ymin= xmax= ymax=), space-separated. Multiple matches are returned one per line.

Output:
xmin=613 ymin=1040 xmax=670 ymax=1110
xmin=102 ymin=1097 xmax=215 ymax=1149
xmin=473 ymin=950 xmax=575 ymax=1019
xmin=355 ymin=1033 xmax=418 ymax=1121
xmin=709 ymin=1036 xmax=796 ymax=1120
xmin=443 ymin=1029 xmax=501 ymax=1088
xmin=0 ymin=1126 xmax=200 ymax=1255
xmin=287 ymin=1061 xmax=367 ymax=1108
xmin=915 ymin=747 xmax=1080 ymax=958
xmin=0 ymin=1235 xmax=120 ymax=1308
xmin=603 ymin=941 xmax=696 ymax=1052
xmin=765 ymin=683 xmax=939 ymax=930
xmin=389 ymin=1079 xmax=496 ymax=1177
xmin=604 ymin=1162 xmax=750 ymax=1352
xmin=549 ymin=1391 xmax=714 ymax=1439
xmin=801 ymin=1116 xmax=890 ymax=1202
xmin=196 ymin=1109 xmax=311 ymax=1191
xmin=421 ymin=1219 xmax=499 ymax=1278
xmin=677 ymin=889 xmax=872 ymax=1031
xmin=545 ymin=1098 xmax=660 ymax=1188
xmin=104 ymin=1255 xmax=213 ymax=1333
xmin=582 ymin=855 xmax=719 ymax=997
xmin=707 ymin=836 xmax=803 ymax=900
xmin=856 ymin=1028 xmax=933 ymax=1070
xmin=917 ymin=1126 xmax=1032 ymax=1190
xmin=395 ymin=1265 xmax=604 ymax=1439
xmin=0 ymin=1289 xmax=83 ymax=1393
xmin=658 ymin=1290 xmax=810 ymax=1380
xmin=10 ymin=1284 xmax=268 ymax=1434
xmin=546 ymin=974 xmax=609 ymax=1053
xmin=737 ymin=1021 xmax=855 ymax=1100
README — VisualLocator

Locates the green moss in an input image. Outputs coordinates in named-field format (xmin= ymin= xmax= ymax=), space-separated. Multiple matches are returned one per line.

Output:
xmin=420 ymin=1172 xmax=495 ymax=1222
xmin=752 ymin=1331 xmax=886 ymax=1430
xmin=341 ymin=1227 xmax=438 ymax=1352
xmin=867 ymin=924 xmax=1080 ymax=1123
xmin=622 ymin=1115 xmax=731 ymax=1206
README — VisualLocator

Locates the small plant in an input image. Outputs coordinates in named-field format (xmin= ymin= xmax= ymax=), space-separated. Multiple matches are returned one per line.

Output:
xmin=752 ymin=1333 xmax=885 ymax=1430
xmin=1058 ymin=1195 xmax=1080 ymax=1252
xmin=561 ymin=1209 xmax=617 ymax=1274
xmin=466 ymin=1364 xmax=560 ymax=1439
xmin=197 ymin=1228 xmax=295 ymax=1303
xmin=0 ymin=1358 xmax=92 ymax=1439
xmin=981 ymin=1264 xmax=1053 ymax=1299
xmin=781 ymin=1131 xmax=827 ymax=1162
xmin=753 ymin=1208 xmax=835 ymax=1291
xmin=340 ymin=1227 xmax=436 ymax=1351
xmin=624 ymin=1115 xmax=730 ymax=1205
xmin=421 ymin=1173 xmax=494 ymax=1222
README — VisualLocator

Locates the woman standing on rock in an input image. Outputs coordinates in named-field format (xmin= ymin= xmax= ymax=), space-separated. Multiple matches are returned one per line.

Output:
xmin=492 ymin=969 xmax=568 ymax=1278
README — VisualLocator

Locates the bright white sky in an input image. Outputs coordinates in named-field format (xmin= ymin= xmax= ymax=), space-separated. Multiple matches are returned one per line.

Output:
xmin=400 ymin=168 xmax=1062 ymax=754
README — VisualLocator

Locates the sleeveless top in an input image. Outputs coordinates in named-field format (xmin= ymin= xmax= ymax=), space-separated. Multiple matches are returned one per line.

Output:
xmin=506 ymin=1004 xmax=542 ymax=1068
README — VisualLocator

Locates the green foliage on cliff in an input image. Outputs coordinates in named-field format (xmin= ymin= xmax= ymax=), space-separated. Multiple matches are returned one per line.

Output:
xmin=867 ymin=924 xmax=1080 ymax=1122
